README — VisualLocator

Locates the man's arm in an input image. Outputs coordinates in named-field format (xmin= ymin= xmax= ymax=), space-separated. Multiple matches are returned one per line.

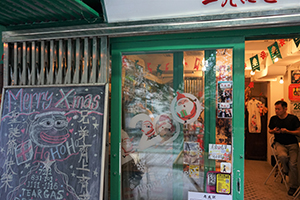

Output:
xmin=268 ymin=116 xmax=279 ymax=134
xmin=281 ymin=127 xmax=300 ymax=136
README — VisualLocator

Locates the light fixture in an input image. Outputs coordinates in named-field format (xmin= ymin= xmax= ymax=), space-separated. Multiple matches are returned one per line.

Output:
xmin=250 ymin=70 xmax=255 ymax=75
xmin=279 ymin=77 xmax=284 ymax=84
xmin=274 ymin=57 xmax=279 ymax=63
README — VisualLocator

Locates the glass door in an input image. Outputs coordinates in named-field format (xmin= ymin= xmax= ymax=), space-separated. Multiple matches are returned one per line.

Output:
xmin=111 ymin=36 xmax=245 ymax=200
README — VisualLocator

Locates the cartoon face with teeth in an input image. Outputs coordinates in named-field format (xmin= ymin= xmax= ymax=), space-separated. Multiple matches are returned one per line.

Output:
xmin=29 ymin=111 xmax=69 ymax=148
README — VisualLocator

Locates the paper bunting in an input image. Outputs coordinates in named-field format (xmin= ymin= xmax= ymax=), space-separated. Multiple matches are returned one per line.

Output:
xmin=293 ymin=38 xmax=300 ymax=48
xmin=260 ymin=51 xmax=267 ymax=60
xmin=250 ymin=55 xmax=260 ymax=72
xmin=278 ymin=39 xmax=285 ymax=47
xmin=267 ymin=42 xmax=282 ymax=63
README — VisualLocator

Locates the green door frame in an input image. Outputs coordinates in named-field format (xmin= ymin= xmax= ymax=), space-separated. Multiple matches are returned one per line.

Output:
xmin=110 ymin=34 xmax=245 ymax=200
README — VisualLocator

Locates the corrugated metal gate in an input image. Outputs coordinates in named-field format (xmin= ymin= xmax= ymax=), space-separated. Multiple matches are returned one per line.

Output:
xmin=3 ymin=36 xmax=109 ymax=86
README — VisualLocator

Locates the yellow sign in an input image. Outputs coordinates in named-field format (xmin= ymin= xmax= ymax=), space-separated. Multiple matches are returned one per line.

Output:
xmin=216 ymin=173 xmax=231 ymax=194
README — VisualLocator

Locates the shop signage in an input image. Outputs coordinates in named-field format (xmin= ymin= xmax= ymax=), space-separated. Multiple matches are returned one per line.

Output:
xmin=203 ymin=0 xmax=277 ymax=7
xmin=103 ymin=0 xmax=299 ymax=23
xmin=188 ymin=191 xmax=232 ymax=200
xmin=0 ymin=85 xmax=108 ymax=200
xmin=289 ymin=84 xmax=300 ymax=101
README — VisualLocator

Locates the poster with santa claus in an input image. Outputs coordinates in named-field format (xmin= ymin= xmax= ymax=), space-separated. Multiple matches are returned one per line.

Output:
xmin=170 ymin=92 xmax=203 ymax=124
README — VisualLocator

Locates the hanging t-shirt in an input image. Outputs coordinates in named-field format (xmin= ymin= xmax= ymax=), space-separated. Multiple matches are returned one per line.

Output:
xmin=247 ymin=99 xmax=263 ymax=133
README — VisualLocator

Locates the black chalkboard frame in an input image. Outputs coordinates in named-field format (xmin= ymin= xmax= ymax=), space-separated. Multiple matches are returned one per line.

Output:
xmin=0 ymin=83 xmax=109 ymax=200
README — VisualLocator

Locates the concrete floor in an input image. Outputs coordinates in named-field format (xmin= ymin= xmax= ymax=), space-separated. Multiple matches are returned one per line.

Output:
xmin=245 ymin=159 xmax=298 ymax=200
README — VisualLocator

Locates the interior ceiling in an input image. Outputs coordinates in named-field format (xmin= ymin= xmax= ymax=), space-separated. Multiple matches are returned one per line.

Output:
xmin=245 ymin=39 xmax=300 ymax=66
xmin=245 ymin=40 xmax=275 ymax=65
xmin=245 ymin=39 xmax=300 ymax=81
xmin=0 ymin=0 xmax=104 ymax=28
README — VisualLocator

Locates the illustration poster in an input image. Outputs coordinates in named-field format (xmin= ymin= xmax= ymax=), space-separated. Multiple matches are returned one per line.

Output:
xmin=208 ymin=144 xmax=231 ymax=161
xmin=291 ymin=102 xmax=300 ymax=120
xmin=217 ymin=65 xmax=232 ymax=82
xmin=220 ymin=162 xmax=231 ymax=173
xmin=289 ymin=84 xmax=300 ymax=101
xmin=291 ymin=70 xmax=300 ymax=84
xmin=217 ymin=103 xmax=232 ymax=119
xmin=206 ymin=171 xmax=217 ymax=193
xmin=217 ymin=81 xmax=232 ymax=103
xmin=0 ymin=85 xmax=108 ymax=200
xmin=217 ymin=81 xmax=232 ymax=119
xmin=216 ymin=173 xmax=231 ymax=194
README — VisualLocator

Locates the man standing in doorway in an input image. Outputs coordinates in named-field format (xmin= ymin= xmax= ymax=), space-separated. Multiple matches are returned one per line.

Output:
xmin=269 ymin=100 xmax=300 ymax=196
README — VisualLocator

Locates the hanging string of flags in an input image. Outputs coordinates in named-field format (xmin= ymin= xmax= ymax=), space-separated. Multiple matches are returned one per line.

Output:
xmin=249 ymin=39 xmax=294 ymax=72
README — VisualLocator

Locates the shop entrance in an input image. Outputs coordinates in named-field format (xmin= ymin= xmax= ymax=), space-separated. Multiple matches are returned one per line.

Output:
xmin=244 ymin=38 xmax=300 ymax=161
xmin=110 ymin=36 xmax=245 ymax=200
xmin=244 ymin=37 xmax=300 ymax=199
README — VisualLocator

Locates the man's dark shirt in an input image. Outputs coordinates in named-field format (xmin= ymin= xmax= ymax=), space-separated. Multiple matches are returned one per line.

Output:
xmin=269 ymin=114 xmax=300 ymax=145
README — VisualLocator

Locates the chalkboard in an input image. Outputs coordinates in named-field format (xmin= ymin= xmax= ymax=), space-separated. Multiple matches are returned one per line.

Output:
xmin=0 ymin=84 xmax=108 ymax=200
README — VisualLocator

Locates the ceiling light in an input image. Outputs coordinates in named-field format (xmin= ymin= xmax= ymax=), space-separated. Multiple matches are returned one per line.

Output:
xmin=250 ymin=70 xmax=255 ymax=75
xmin=279 ymin=77 xmax=284 ymax=84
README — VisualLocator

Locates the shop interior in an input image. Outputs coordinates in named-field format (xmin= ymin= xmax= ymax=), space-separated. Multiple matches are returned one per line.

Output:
xmin=244 ymin=38 xmax=300 ymax=199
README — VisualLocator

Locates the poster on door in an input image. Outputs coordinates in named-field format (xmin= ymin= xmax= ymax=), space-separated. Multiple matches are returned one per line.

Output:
xmin=217 ymin=81 xmax=233 ymax=119
xmin=208 ymin=144 xmax=231 ymax=161
xmin=291 ymin=70 xmax=300 ymax=84
xmin=290 ymin=102 xmax=300 ymax=120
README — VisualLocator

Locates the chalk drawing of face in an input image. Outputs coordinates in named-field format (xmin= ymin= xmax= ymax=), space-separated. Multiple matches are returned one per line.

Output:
xmin=29 ymin=111 xmax=69 ymax=148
